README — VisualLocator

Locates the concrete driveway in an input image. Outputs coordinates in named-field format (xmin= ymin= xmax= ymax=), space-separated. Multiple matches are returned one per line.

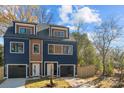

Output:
xmin=0 ymin=78 xmax=26 ymax=88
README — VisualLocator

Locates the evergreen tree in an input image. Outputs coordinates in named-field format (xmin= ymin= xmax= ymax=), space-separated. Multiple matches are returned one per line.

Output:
xmin=72 ymin=32 xmax=98 ymax=66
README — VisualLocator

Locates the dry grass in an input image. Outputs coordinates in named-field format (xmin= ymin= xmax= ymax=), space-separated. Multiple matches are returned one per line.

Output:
xmin=97 ymin=79 xmax=113 ymax=88
xmin=25 ymin=78 xmax=71 ymax=88
xmin=80 ymin=76 xmax=117 ymax=88
xmin=0 ymin=79 xmax=5 ymax=84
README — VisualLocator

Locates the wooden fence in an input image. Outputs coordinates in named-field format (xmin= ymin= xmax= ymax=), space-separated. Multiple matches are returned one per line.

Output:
xmin=0 ymin=66 xmax=4 ymax=80
xmin=77 ymin=65 xmax=96 ymax=78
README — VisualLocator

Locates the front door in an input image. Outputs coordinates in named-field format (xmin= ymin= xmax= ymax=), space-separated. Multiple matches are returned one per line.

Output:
xmin=47 ymin=63 xmax=54 ymax=76
xmin=32 ymin=64 xmax=40 ymax=76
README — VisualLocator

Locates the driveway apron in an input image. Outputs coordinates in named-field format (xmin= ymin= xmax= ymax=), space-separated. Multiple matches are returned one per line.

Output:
xmin=0 ymin=78 xmax=26 ymax=88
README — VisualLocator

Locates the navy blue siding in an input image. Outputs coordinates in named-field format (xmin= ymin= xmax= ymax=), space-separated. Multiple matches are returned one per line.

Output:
xmin=43 ymin=40 xmax=77 ymax=64
xmin=4 ymin=38 xmax=29 ymax=64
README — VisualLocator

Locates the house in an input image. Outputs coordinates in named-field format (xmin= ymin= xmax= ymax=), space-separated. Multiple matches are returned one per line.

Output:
xmin=4 ymin=21 xmax=77 ymax=78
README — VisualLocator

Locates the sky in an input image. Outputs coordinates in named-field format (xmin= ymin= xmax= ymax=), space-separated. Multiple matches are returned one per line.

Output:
xmin=0 ymin=5 xmax=124 ymax=46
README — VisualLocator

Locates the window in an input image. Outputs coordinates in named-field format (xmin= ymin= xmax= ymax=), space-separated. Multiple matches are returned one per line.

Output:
xmin=48 ymin=44 xmax=73 ymax=55
xmin=63 ymin=45 xmax=73 ymax=55
xmin=53 ymin=31 xmax=65 ymax=37
xmin=54 ymin=45 xmax=62 ymax=54
xmin=10 ymin=42 xmax=24 ymax=53
xmin=49 ymin=44 xmax=54 ymax=54
xmin=27 ymin=28 xmax=33 ymax=34
xmin=19 ymin=27 xmax=33 ymax=34
xmin=19 ymin=27 xmax=27 ymax=34
xmin=33 ymin=44 xmax=40 ymax=54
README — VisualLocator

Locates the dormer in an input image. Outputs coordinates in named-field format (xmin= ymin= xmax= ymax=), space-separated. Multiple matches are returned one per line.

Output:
xmin=49 ymin=25 xmax=69 ymax=39
xmin=14 ymin=21 xmax=37 ymax=35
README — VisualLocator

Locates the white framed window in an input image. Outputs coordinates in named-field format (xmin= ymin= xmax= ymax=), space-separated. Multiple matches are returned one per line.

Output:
xmin=33 ymin=43 xmax=40 ymax=54
xmin=48 ymin=44 xmax=73 ymax=55
xmin=10 ymin=41 xmax=24 ymax=54
xmin=19 ymin=27 xmax=33 ymax=35
xmin=19 ymin=27 xmax=27 ymax=34
xmin=48 ymin=44 xmax=54 ymax=54
xmin=63 ymin=45 xmax=73 ymax=55
xmin=53 ymin=31 xmax=65 ymax=37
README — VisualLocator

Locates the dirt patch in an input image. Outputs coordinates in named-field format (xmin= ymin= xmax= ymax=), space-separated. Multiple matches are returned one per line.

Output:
xmin=0 ymin=79 xmax=5 ymax=84
xmin=65 ymin=75 xmax=123 ymax=88
xmin=25 ymin=77 xmax=71 ymax=88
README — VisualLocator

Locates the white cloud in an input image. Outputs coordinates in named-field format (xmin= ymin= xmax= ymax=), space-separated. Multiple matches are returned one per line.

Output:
xmin=59 ymin=5 xmax=72 ymax=24
xmin=58 ymin=6 xmax=101 ymax=25
xmin=67 ymin=25 xmax=77 ymax=31
xmin=73 ymin=7 xmax=101 ymax=24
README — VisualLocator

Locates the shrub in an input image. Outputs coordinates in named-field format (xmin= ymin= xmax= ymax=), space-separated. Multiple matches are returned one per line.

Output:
xmin=106 ymin=61 xmax=114 ymax=76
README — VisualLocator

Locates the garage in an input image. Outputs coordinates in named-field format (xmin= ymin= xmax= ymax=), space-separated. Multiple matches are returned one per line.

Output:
xmin=8 ymin=65 xmax=26 ymax=78
xmin=60 ymin=65 xmax=74 ymax=77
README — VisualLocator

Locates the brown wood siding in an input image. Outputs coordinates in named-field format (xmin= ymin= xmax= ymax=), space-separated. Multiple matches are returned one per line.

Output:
xmin=30 ymin=39 xmax=43 ymax=62
xmin=16 ymin=25 xmax=35 ymax=34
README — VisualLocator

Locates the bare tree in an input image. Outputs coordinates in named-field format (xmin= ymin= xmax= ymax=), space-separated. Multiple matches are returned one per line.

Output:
xmin=0 ymin=5 xmax=53 ymax=35
xmin=92 ymin=17 xmax=122 ymax=76
xmin=50 ymin=64 xmax=54 ymax=86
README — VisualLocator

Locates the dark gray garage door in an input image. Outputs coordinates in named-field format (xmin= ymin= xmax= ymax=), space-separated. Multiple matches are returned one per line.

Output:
xmin=60 ymin=66 xmax=74 ymax=77
xmin=8 ymin=65 xmax=26 ymax=78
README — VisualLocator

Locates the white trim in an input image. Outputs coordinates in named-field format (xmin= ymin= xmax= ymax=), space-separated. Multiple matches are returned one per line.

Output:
xmin=6 ymin=64 xmax=28 ymax=78
xmin=59 ymin=64 xmax=76 ymax=77
xmin=29 ymin=40 xmax=31 ymax=62
xmin=41 ymin=40 xmax=43 ymax=76
xmin=15 ymin=23 xmax=35 ymax=34
xmin=48 ymin=44 xmax=73 ymax=55
xmin=41 ymin=40 xmax=43 ymax=61
xmin=10 ymin=41 xmax=24 ymax=54
xmin=30 ymin=61 xmax=41 ymax=63
xmin=44 ymin=61 xmax=58 ymax=77
xmin=51 ymin=27 xmax=68 ymax=30
xmin=32 ymin=43 xmax=40 ymax=54
xmin=49 ymin=27 xmax=51 ymax=37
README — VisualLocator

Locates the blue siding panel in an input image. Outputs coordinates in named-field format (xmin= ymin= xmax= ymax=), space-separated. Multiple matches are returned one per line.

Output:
xmin=43 ymin=40 xmax=77 ymax=64
xmin=4 ymin=38 xmax=29 ymax=64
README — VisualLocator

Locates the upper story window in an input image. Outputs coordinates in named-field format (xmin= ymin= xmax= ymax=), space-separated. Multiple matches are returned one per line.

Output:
xmin=49 ymin=44 xmax=54 ymax=54
xmin=50 ymin=27 xmax=69 ymax=38
xmin=63 ymin=45 xmax=73 ymax=55
xmin=53 ymin=31 xmax=65 ymax=37
xmin=33 ymin=43 xmax=40 ymax=54
xmin=10 ymin=42 xmax=24 ymax=54
xmin=15 ymin=23 xmax=35 ymax=35
xmin=19 ymin=27 xmax=32 ymax=34
xmin=48 ymin=44 xmax=73 ymax=55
